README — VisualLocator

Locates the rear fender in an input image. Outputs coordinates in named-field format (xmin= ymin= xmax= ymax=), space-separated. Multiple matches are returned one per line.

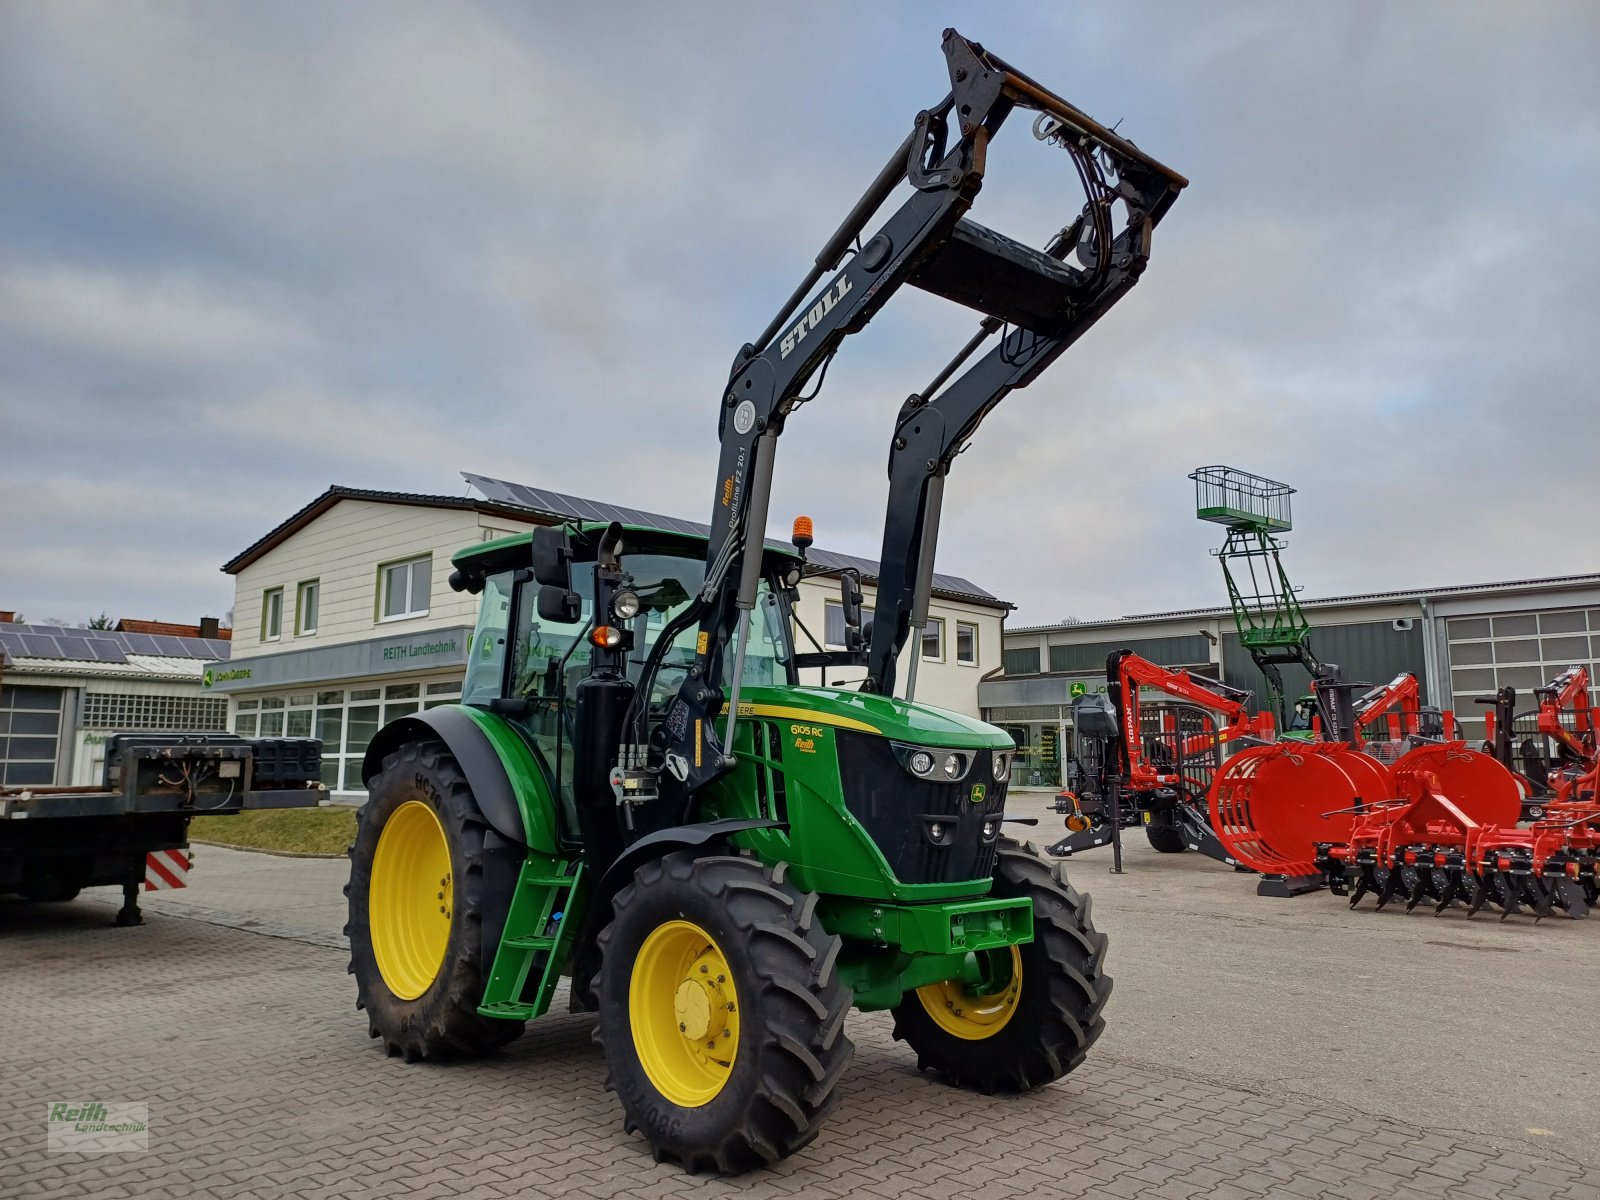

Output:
xmin=362 ymin=706 xmax=560 ymax=855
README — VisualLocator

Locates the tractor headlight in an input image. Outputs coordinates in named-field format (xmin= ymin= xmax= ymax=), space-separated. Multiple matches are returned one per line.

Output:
xmin=612 ymin=590 xmax=641 ymax=621
xmin=992 ymin=751 xmax=1011 ymax=782
xmin=893 ymin=743 xmax=972 ymax=781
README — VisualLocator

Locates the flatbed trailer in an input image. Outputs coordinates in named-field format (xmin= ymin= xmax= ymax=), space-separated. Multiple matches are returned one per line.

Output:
xmin=2 ymin=732 xmax=326 ymax=925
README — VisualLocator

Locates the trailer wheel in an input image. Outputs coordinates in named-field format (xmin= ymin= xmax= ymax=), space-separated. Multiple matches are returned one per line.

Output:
xmin=1144 ymin=811 xmax=1188 ymax=854
xmin=595 ymin=851 xmax=854 ymax=1173
xmin=345 ymin=738 xmax=521 ymax=1062
xmin=891 ymin=840 xmax=1110 ymax=1093
xmin=20 ymin=881 xmax=82 ymax=903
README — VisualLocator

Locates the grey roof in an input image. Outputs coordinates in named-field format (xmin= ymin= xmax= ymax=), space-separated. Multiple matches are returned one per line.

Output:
xmin=0 ymin=622 xmax=231 ymax=667
xmin=222 ymin=486 xmax=535 ymax=573
xmin=221 ymin=477 xmax=1007 ymax=609
xmin=1009 ymin=570 xmax=1600 ymax=635
xmin=464 ymin=473 xmax=1007 ymax=609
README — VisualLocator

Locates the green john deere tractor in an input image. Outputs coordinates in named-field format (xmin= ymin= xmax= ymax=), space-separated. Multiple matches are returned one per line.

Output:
xmin=346 ymin=30 xmax=1185 ymax=1172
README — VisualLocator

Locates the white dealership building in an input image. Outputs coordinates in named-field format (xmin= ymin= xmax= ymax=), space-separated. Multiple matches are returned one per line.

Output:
xmin=208 ymin=477 xmax=1011 ymax=802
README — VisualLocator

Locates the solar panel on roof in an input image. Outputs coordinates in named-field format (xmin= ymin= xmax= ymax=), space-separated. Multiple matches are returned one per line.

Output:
xmin=55 ymin=635 xmax=92 ymax=659
xmin=87 ymin=640 xmax=129 ymax=663
xmin=465 ymin=471 xmax=996 ymax=599
xmin=20 ymin=634 xmax=59 ymax=657
xmin=121 ymin=633 xmax=161 ymax=655
xmin=151 ymin=635 xmax=188 ymax=656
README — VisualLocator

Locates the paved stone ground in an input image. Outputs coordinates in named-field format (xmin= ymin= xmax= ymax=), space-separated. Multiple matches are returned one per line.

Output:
xmin=4 ymin=815 xmax=1599 ymax=1198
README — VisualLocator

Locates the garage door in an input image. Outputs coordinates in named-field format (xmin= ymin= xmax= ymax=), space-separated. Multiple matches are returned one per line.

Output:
xmin=1446 ymin=608 xmax=1599 ymax=739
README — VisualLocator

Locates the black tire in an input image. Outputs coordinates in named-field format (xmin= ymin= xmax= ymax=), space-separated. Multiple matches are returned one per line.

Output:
xmin=891 ymin=839 xmax=1111 ymax=1093
xmin=345 ymin=739 xmax=522 ymax=1062
xmin=595 ymin=852 xmax=854 ymax=1173
xmin=1144 ymin=812 xmax=1188 ymax=854
xmin=20 ymin=881 xmax=82 ymax=903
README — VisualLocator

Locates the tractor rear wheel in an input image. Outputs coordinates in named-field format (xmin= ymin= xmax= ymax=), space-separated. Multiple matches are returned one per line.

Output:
xmin=1144 ymin=811 xmax=1188 ymax=854
xmin=595 ymin=851 xmax=854 ymax=1173
xmin=345 ymin=739 xmax=522 ymax=1062
xmin=891 ymin=840 xmax=1110 ymax=1093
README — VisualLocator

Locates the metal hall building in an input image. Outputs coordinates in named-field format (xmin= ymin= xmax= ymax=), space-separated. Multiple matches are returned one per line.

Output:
xmin=981 ymin=572 xmax=1600 ymax=790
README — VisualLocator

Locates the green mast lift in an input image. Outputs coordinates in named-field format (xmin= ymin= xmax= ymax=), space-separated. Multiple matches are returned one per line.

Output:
xmin=1189 ymin=466 xmax=1316 ymax=727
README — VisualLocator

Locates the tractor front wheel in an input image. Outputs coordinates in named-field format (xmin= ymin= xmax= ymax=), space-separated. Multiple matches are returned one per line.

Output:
xmin=891 ymin=840 xmax=1110 ymax=1092
xmin=596 ymin=851 xmax=854 ymax=1173
xmin=345 ymin=739 xmax=522 ymax=1062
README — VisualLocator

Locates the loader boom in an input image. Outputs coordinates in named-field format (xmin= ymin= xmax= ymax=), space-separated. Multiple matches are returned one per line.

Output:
xmin=644 ymin=30 xmax=1186 ymax=798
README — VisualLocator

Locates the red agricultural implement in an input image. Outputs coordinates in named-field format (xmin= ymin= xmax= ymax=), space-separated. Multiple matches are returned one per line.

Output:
xmin=1203 ymin=672 xmax=1504 ymax=896
xmin=1313 ymin=765 xmax=1600 ymax=920
xmin=1050 ymin=651 xmax=1273 ymax=865
xmin=1479 ymin=666 xmax=1597 ymax=820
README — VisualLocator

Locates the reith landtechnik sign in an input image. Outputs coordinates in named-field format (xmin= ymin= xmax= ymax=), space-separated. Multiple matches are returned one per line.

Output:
xmin=203 ymin=626 xmax=472 ymax=692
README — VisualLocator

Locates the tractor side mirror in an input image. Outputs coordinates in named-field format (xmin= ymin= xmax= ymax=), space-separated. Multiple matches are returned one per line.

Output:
xmin=536 ymin=584 xmax=582 ymax=624
xmin=531 ymin=526 xmax=574 ymax=590
xmin=840 ymin=572 xmax=864 ymax=652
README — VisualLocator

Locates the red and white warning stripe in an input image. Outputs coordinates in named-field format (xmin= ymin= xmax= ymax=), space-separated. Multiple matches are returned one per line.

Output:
xmin=143 ymin=849 xmax=190 ymax=891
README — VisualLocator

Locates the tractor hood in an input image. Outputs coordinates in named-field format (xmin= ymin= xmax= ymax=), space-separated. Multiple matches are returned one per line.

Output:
xmin=736 ymin=685 xmax=1012 ymax=750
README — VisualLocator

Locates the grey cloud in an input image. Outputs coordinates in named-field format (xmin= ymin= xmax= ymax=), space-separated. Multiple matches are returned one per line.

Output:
xmin=1 ymin=2 xmax=1596 ymax=627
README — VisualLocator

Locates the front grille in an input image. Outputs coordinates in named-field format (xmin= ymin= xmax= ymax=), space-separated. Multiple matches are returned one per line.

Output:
xmin=834 ymin=731 xmax=1007 ymax=885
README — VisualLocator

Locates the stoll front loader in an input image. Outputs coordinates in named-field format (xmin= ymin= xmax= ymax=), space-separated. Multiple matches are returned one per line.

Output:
xmin=346 ymin=30 xmax=1185 ymax=1172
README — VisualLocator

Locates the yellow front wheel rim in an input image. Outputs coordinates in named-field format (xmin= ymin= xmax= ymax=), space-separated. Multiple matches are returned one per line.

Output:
xmin=915 ymin=945 xmax=1023 ymax=1040
xmin=629 ymin=920 xmax=740 ymax=1107
xmin=370 ymin=800 xmax=453 ymax=1001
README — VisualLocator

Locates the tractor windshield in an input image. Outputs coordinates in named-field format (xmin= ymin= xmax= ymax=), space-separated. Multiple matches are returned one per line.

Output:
xmin=462 ymin=549 xmax=792 ymax=834
xmin=618 ymin=553 xmax=790 ymax=709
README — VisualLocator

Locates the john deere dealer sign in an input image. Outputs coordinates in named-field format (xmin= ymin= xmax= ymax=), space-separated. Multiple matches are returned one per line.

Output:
xmin=202 ymin=626 xmax=472 ymax=692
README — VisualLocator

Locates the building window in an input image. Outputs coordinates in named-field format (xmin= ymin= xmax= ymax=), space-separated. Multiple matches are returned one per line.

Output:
xmin=1003 ymin=646 xmax=1041 ymax=676
xmin=81 ymin=693 xmax=228 ymax=731
xmin=921 ymin=618 xmax=944 ymax=662
xmin=824 ymin=601 xmax=846 ymax=649
xmin=296 ymin=580 xmax=320 ymax=635
xmin=0 ymin=684 xmax=63 ymax=786
xmin=262 ymin=588 xmax=284 ymax=641
xmin=956 ymin=622 xmax=978 ymax=666
xmin=380 ymin=556 xmax=432 ymax=621
xmin=232 ymin=680 xmax=465 ymax=796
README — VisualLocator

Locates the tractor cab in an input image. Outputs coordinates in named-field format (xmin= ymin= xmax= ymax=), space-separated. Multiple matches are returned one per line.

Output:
xmin=448 ymin=523 xmax=798 ymax=844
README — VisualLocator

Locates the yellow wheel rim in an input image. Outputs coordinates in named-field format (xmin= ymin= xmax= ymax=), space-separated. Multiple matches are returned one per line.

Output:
xmin=915 ymin=946 xmax=1023 ymax=1040
xmin=629 ymin=920 xmax=740 ymax=1107
xmin=370 ymin=800 xmax=453 ymax=1001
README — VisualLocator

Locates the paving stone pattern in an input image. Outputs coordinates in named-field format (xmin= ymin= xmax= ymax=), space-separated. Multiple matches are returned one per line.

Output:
xmin=5 ymin=903 xmax=1597 ymax=1200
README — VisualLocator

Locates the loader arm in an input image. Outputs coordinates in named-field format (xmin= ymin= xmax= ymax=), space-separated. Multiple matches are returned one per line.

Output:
xmin=644 ymin=29 xmax=1186 ymax=797
xmin=1350 ymin=672 xmax=1454 ymax=740
xmin=1536 ymin=666 xmax=1596 ymax=765
xmin=1104 ymin=650 xmax=1270 ymax=788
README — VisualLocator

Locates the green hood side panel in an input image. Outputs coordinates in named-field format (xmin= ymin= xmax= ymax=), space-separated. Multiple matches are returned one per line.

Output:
xmin=703 ymin=693 xmax=1003 ymax=903
xmin=449 ymin=704 xmax=562 ymax=855
xmin=734 ymin=684 xmax=1013 ymax=751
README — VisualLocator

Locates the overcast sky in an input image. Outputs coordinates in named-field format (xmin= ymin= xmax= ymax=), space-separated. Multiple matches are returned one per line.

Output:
xmin=2 ymin=2 xmax=1596 ymax=630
